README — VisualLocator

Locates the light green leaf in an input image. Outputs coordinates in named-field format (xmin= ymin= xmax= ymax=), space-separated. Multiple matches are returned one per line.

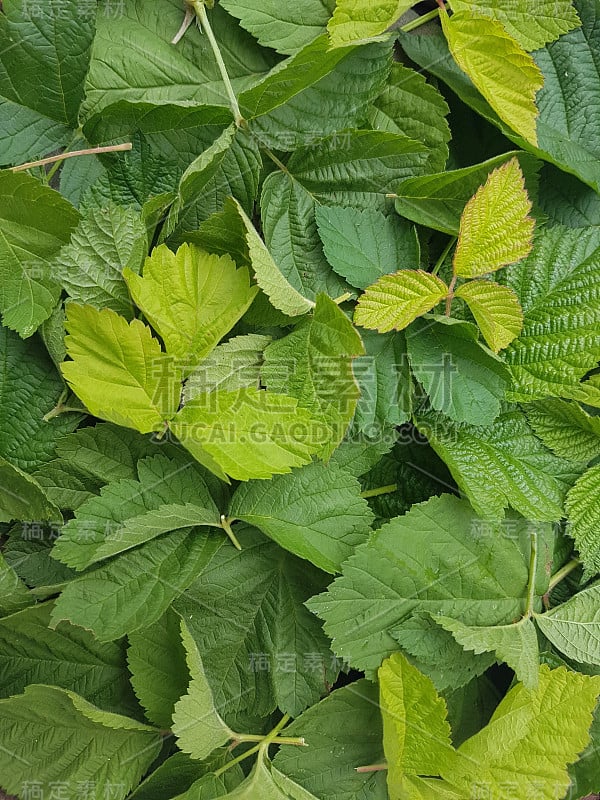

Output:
xmin=263 ymin=293 xmax=365 ymax=456
xmin=393 ymin=151 xmax=540 ymax=235
xmin=220 ymin=0 xmax=334 ymax=54
xmin=273 ymin=681 xmax=388 ymax=800
xmin=440 ymin=9 xmax=543 ymax=145
xmin=0 ymin=456 xmax=60 ymax=524
xmin=172 ymin=387 xmax=323 ymax=482
xmin=174 ymin=527 xmax=334 ymax=718
xmin=566 ymin=464 xmax=600 ymax=576
xmin=445 ymin=666 xmax=600 ymax=800
xmin=418 ymin=408 xmax=578 ymax=521
xmin=450 ymin=0 xmax=580 ymax=50
xmin=316 ymin=205 xmax=420 ymax=290
xmin=51 ymin=527 xmax=222 ymax=641
xmin=185 ymin=334 xmax=271 ymax=401
xmin=128 ymin=608 xmax=189 ymax=729
xmin=0 ymin=684 xmax=161 ymax=800
xmin=0 ymin=602 xmax=137 ymax=714
xmin=0 ymin=0 xmax=95 ymax=163
xmin=0 ymin=171 xmax=80 ymax=336
xmin=52 ymin=202 xmax=147 ymax=318
xmin=367 ymin=63 xmax=451 ymax=172
xmin=287 ymin=130 xmax=429 ymax=210
xmin=379 ymin=652 xmax=454 ymax=791
xmin=232 ymin=198 xmax=314 ymax=317
xmin=0 ymin=325 xmax=81 ymax=471
xmin=328 ymin=0 xmax=413 ymax=47
xmin=354 ymin=271 xmax=448 ymax=332
xmin=124 ymin=242 xmax=257 ymax=370
xmin=455 ymin=280 xmax=523 ymax=352
xmin=536 ymin=584 xmax=600 ymax=665
xmin=173 ymin=617 xmax=234 ymax=760
xmin=406 ymin=317 xmax=510 ymax=426
xmin=433 ymin=615 xmax=540 ymax=689
xmin=453 ymin=158 xmax=534 ymax=278
xmin=62 ymin=304 xmax=180 ymax=434
xmin=526 ymin=399 xmax=600 ymax=463
xmin=52 ymin=454 xmax=221 ymax=570
xmin=229 ymin=462 xmax=374 ymax=573
xmin=502 ymin=226 xmax=600 ymax=401
xmin=220 ymin=755 xmax=319 ymax=799
xmin=308 ymin=495 xmax=541 ymax=672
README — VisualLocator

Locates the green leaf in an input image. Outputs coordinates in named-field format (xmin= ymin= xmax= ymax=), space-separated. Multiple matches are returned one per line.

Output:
xmin=0 ymin=326 xmax=81 ymax=471
xmin=566 ymin=464 xmax=600 ymax=576
xmin=0 ymin=602 xmax=137 ymax=714
xmin=0 ymin=456 xmax=60 ymax=524
xmin=328 ymin=0 xmax=413 ymax=47
xmin=418 ymin=408 xmax=577 ymax=521
xmin=308 ymin=495 xmax=541 ymax=672
xmin=232 ymin=198 xmax=314 ymax=318
xmin=0 ymin=171 xmax=80 ymax=336
xmin=274 ymin=681 xmax=387 ymax=800
xmin=433 ymin=615 xmax=540 ymax=689
xmin=526 ymin=399 xmax=600 ymax=463
xmin=229 ymin=462 xmax=374 ymax=573
xmin=379 ymin=652 xmax=454 ymax=790
xmin=406 ymin=317 xmax=510 ymax=426
xmin=450 ymin=0 xmax=581 ymax=50
xmin=128 ymin=608 xmax=189 ymax=729
xmin=440 ymin=9 xmax=543 ymax=145
xmin=0 ymin=551 xmax=33 ymax=616
xmin=241 ymin=37 xmax=391 ymax=150
xmin=262 ymin=294 xmax=365 ymax=456
xmin=393 ymin=151 xmax=540 ymax=235
xmin=287 ymin=130 xmax=429 ymax=210
xmin=185 ymin=334 xmax=271 ymax=401
xmin=502 ymin=226 xmax=600 ymax=401
xmin=174 ymin=527 xmax=334 ymax=718
xmin=173 ymin=617 xmax=234 ymax=759
xmin=453 ymin=158 xmax=534 ymax=278
xmin=219 ymin=0 xmax=334 ymax=54
xmin=0 ymin=685 xmax=161 ymax=800
xmin=51 ymin=527 xmax=222 ymax=641
xmin=127 ymin=751 xmax=243 ymax=800
xmin=172 ymin=388 xmax=323 ymax=482
xmin=62 ymin=304 xmax=180 ymax=434
xmin=124 ymin=243 xmax=257 ymax=370
xmin=315 ymin=205 xmax=420 ymax=290
xmin=367 ymin=63 xmax=451 ymax=172
xmin=52 ymin=454 xmax=221 ymax=570
xmin=52 ymin=202 xmax=147 ymax=318
xmin=455 ymin=280 xmax=523 ymax=352
xmin=444 ymin=666 xmax=600 ymax=800
xmin=568 ymin=699 xmax=600 ymax=799
xmin=0 ymin=0 xmax=95 ymax=163
xmin=220 ymin=755 xmax=319 ymax=799
xmin=354 ymin=271 xmax=448 ymax=332
xmin=536 ymin=584 xmax=600 ymax=666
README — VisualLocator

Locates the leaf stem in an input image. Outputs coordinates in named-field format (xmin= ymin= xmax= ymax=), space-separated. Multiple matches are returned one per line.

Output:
xmin=11 ymin=143 xmax=133 ymax=173
xmin=432 ymin=236 xmax=457 ymax=276
xmin=445 ymin=274 xmax=457 ymax=316
xmin=360 ymin=484 xmax=398 ymax=499
xmin=193 ymin=2 xmax=245 ymax=127
xmin=215 ymin=715 xmax=302 ymax=778
xmin=399 ymin=8 xmax=441 ymax=32
xmin=262 ymin=146 xmax=290 ymax=174
xmin=355 ymin=763 xmax=388 ymax=773
xmin=220 ymin=516 xmax=242 ymax=550
xmin=547 ymin=558 xmax=580 ymax=594
xmin=524 ymin=528 xmax=539 ymax=618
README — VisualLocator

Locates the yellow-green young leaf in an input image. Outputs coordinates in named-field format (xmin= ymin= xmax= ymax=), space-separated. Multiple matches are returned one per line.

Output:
xmin=449 ymin=0 xmax=580 ymax=51
xmin=379 ymin=653 xmax=455 ymax=793
xmin=124 ymin=243 xmax=257 ymax=373
xmin=173 ymin=618 xmax=234 ymax=760
xmin=328 ymin=0 xmax=414 ymax=47
xmin=232 ymin=198 xmax=314 ymax=318
xmin=440 ymin=9 xmax=544 ymax=145
xmin=171 ymin=388 xmax=324 ymax=481
xmin=443 ymin=666 xmax=600 ymax=800
xmin=62 ymin=305 xmax=180 ymax=434
xmin=354 ymin=270 xmax=448 ymax=332
xmin=455 ymin=280 xmax=523 ymax=352
xmin=453 ymin=159 xmax=535 ymax=279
